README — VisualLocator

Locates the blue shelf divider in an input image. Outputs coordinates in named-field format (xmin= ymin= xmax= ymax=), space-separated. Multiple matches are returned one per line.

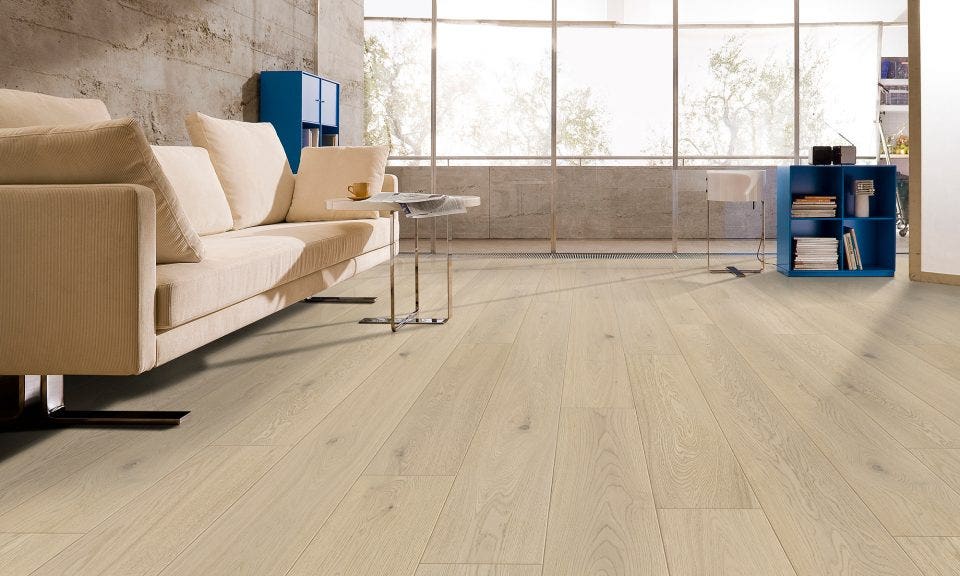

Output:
xmin=777 ymin=165 xmax=896 ymax=277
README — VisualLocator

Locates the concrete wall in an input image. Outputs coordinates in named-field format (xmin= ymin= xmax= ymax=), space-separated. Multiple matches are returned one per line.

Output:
xmin=1 ymin=1 xmax=364 ymax=145
xmin=317 ymin=0 xmax=363 ymax=146
xmin=387 ymin=166 xmax=778 ymax=240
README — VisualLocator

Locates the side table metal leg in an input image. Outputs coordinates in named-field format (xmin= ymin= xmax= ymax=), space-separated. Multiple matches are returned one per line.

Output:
xmin=447 ymin=214 xmax=452 ymax=319
xmin=360 ymin=213 xmax=449 ymax=330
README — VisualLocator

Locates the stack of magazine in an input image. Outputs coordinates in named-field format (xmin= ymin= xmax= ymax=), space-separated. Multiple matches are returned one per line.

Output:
xmin=794 ymin=237 xmax=839 ymax=270
xmin=360 ymin=192 xmax=468 ymax=217
xmin=791 ymin=195 xmax=837 ymax=218
xmin=843 ymin=227 xmax=864 ymax=270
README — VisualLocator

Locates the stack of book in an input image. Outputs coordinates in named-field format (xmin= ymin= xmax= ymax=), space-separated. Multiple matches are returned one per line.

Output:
xmin=794 ymin=237 xmax=839 ymax=270
xmin=843 ymin=227 xmax=863 ymax=270
xmin=792 ymin=196 xmax=837 ymax=218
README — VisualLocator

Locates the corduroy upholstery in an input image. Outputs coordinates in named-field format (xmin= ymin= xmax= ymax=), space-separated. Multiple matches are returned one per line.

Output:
xmin=155 ymin=218 xmax=393 ymax=329
xmin=0 ymin=184 xmax=157 ymax=375
xmin=0 ymin=119 xmax=205 ymax=264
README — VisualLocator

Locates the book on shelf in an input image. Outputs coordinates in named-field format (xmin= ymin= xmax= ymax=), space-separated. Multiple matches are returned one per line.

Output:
xmin=794 ymin=237 xmax=840 ymax=271
xmin=842 ymin=228 xmax=863 ymax=270
xmin=792 ymin=195 xmax=837 ymax=218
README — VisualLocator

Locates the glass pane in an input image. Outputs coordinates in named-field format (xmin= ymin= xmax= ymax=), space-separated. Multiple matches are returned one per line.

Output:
xmin=678 ymin=28 xmax=795 ymax=160
xmin=800 ymin=0 xmax=906 ymax=23
xmin=799 ymin=25 xmax=879 ymax=157
xmin=364 ymin=21 xmax=431 ymax=158
xmin=679 ymin=0 xmax=793 ymax=24
xmin=436 ymin=23 xmax=551 ymax=158
xmin=558 ymin=0 xmax=671 ymax=24
xmin=364 ymin=0 xmax=431 ymax=18
xmin=438 ymin=0 xmax=550 ymax=20
xmin=557 ymin=27 xmax=672 ymax=159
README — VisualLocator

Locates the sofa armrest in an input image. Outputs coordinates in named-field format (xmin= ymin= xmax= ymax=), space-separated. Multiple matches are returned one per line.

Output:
xmin=0 ymin=184 xmax=157 ymax=375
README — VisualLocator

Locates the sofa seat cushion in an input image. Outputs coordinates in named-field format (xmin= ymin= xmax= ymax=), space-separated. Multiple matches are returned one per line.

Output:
xmin=155 ymin=218 xmax=392 ymax=329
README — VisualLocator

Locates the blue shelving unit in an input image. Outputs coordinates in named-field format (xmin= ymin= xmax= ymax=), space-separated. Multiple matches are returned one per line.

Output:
xmin=259 ymin=70 xmax=340 ymax=172
xmin=777 ymin=165 xmax=897 ymax=277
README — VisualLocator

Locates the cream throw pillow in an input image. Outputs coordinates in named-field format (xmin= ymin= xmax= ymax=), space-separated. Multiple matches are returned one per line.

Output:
xmin=286 ymin=146 xmax=389 ymax=222
xmin=185 ymin=112 xmax=295 ymax=229
xmin=152 ymin=146 xmax=233 ymax=236
xmin=0 ymin=119 xmax=204 ymax=264
xmin=0 ymin=88 xmax=111 ymax=128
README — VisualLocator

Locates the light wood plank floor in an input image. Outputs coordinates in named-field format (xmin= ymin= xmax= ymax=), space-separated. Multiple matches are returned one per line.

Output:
xmin=3 ymin=253 xmax=960 ymax=576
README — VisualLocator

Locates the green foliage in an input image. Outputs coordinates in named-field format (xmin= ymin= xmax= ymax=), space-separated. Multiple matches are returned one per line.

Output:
xmin=679 ymin=34 xmax=826 ymax=161
xmin=364 ymin=27 xmax=610 ymax=158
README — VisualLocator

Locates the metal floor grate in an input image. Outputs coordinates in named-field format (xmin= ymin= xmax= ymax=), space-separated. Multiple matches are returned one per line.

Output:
xmin=399 ymin=251 xmax=773 ymax=260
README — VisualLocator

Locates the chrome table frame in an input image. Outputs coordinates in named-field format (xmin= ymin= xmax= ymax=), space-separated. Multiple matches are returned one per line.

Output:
xmin=324 ymin=195 xmax=479 ymax=332
xmin=706 ymin=199 xmax=766 ymax=278
xmin=359 ymin=214 xmax=452 ymax=332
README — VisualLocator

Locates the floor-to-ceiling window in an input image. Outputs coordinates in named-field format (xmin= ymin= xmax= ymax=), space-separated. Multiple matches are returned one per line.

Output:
xmin=363 ymin=0 xmax=907 ymax=254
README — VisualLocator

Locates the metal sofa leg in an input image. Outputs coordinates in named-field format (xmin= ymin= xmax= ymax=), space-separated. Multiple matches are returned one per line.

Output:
xmin=1 ymin=376 xmax=188 ymax=427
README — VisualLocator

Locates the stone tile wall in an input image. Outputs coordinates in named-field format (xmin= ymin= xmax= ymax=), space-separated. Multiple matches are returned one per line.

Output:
xmin=387 ymin=166 xmax=778 ymax=240
xmin=1 ymin=0 xmax=363 ymax=145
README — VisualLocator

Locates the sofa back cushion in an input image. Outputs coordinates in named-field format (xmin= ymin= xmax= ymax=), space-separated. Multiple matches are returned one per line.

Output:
xmin=185 ymin=112 xmax=295 ymax=230
xmin=0 ymin=88 xmax=111 ymax=128
xmin=152 ymin=146 xmax=234 ymax=236
xmin=285 ymin=146 xmax=389 ymax=222
xmin=0 ymin=119 xmax=205 ymax=263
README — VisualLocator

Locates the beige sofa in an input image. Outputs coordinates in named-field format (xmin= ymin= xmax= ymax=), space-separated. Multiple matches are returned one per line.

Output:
xmin=0 ymin=89 xmax=395 ymax=425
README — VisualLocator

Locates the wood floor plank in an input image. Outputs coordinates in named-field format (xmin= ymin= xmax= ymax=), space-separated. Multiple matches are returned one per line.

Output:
xmin=696 ymin=289 xmax=960 ymax=536
xmin=286 ymin=476 xmax=452 ymax=576
xmin=541 ymin=408 xmax=667 ymax=576
xmin=646 ymin=276 xmax=713 ymax=326
xmin=214 ymin=268 xmax=482 ymax=446
xmin=531 ymin=260 xmax=576 ymax=303
xmin=912 ymin=449 xmax=960 ymax=493
xmin=31 ymin=445 xmax=285 ymax=576
xmin=774 ymin=300 xmax=960 ymax=429
xmin=672 ymin=324 xmax=922 ymax=576
xmin=0 ymin=279 xmax=406 ymax=533
xmin=157 ymin=281 xmax=494 ymax=576
xmin=365 ymin=342 xmax=512 ymax=475
xmin=457 ymin=266 xmax=544 ymax=345
xmin=898 ymin=537 xmax=960 ymax=576
xmin=561 ymin=268 xmax=634 ymax=408
xmin=659 ymin=509 xmax=797 ymax=576
xmin=416 ymin=566 xmax=542 ymax=576
xmin=626 ymin=355 xmax=757 ymax=509
xmin=0 ymin=533 xmax=80 ymax=576
xmin=778 ymin=334 xmax=960 ymax=449
xmin=422 ymin=301 xmax=572 ymax=564
xmin=606 ymin=269 xmax=680 ymax=355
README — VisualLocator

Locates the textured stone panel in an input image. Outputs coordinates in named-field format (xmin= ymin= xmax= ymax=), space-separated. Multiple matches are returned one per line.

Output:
xmin=490 ymin=167 xmax=552 ymax=239
xmin=0 ymin=0 xmax=335 ymax=145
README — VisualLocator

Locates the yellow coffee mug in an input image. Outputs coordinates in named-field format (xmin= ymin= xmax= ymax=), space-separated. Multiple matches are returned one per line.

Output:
xmin=347 ymin=182 xmax=370 ymax=199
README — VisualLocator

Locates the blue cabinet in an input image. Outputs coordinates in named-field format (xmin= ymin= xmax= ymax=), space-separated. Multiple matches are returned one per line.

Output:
xmin=776 ymin=165 xmax=897 ymax=277
xmin=259 ymin=70 xmax=340 ymax=172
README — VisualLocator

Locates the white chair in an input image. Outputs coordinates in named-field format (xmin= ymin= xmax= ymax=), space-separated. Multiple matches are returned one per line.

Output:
xmin=706 ymin=170 xmax=766 ymax=276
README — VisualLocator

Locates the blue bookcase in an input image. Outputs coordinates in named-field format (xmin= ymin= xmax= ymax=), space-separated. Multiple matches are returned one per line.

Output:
xmin=259 ymin=70 xmax=340 ymax=172
xmin=776 ymin=165 xmax=897 ymax=277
